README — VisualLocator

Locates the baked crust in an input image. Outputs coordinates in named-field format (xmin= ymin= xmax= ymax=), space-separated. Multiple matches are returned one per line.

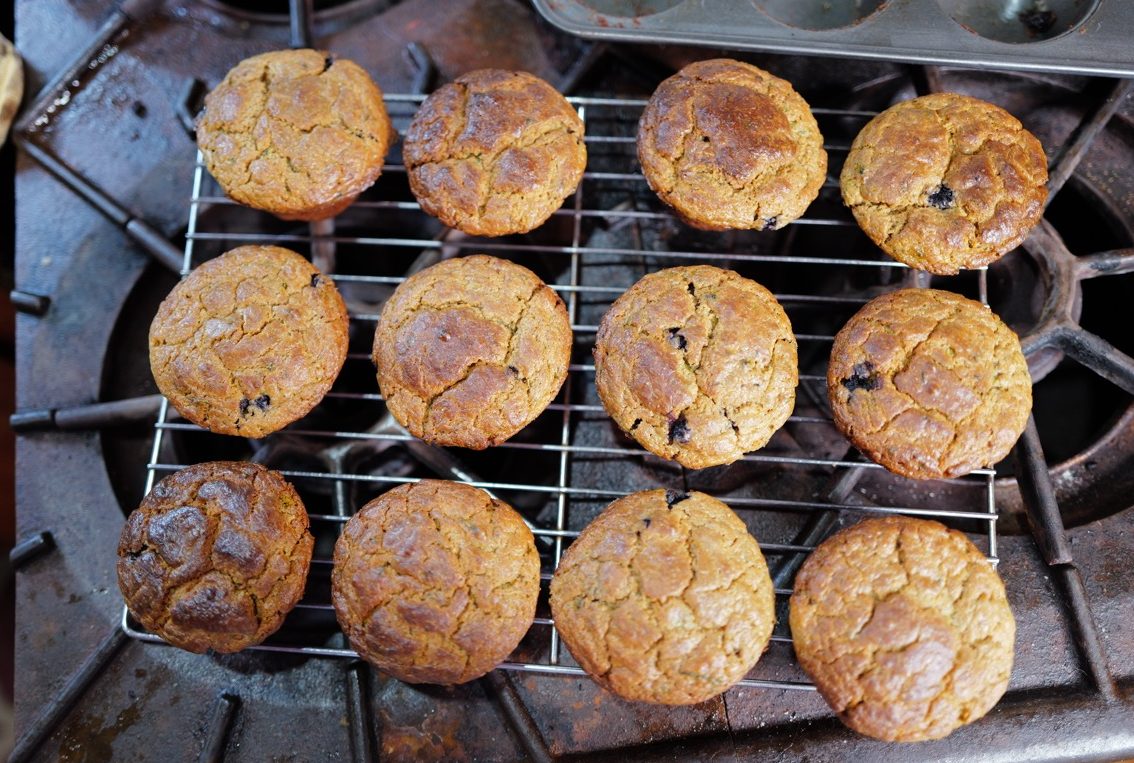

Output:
xmin=149 ymin=245 xmax=349 ymax=438
xmin=197 ymin=48 xmax=393 ymax=221
xmin=594 ymin=265 xmax=797 ymax=469
xmin=789 ymin=516 xmax=1015 ymax=741
xmin=403 ymin=69 xmax=586 ymax=236
xmin=550 ymin=489 xmax=775 ymax=705
xmin=827 ymin=288 xmax=1031 ymax=480
xmin=841 ymin=93 xmax=1048 ymax=274
xmin=331 ymin=480 xmax=540 ymax=684
xmin=373 ymin=254 xmax=572 ymax=449
xmin=117 ymin=461 xmax=314 ymax=653
xmin=637 ymin=58 xmax=827 ymax=231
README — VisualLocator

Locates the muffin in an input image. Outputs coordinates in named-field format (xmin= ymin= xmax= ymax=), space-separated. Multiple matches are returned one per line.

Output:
xmin=403 ymin=69 xmax=586 ymax=236
xmin=594 ymin=265 xmax=798 ymax=469
xmin=149 ymin=245 xmax=349 ymax=438
xmin=827 ymin=288 xmax=1031 ymax=480
xmin=197 ymin=48 xmax=393 ymax=221
xmin=637 ymin=58 xmax=827 ymax=231
xmin=790 ymin=516 xmax=1015 ymax=741
xmin=550 ymin=489 xmax=775 ymax=705
xmin=331 ymin=480 xmax=540 ymax=684
xmin=117 ymin=462 xmax=314 ymax=653
xmin=373 ymin=254 xmax=572 ymax=449
xmin=841 ymin=93 xmax=1048 ymax=274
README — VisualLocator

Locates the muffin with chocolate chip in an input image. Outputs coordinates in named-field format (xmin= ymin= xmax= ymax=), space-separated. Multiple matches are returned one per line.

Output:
xmin=197 ymin=48 xmax=394 ymax=221
xmin=550 ymin=489 xmax=776 ymax=705
xmin=372 ymin=255 xmax=572 ymax=449
xmin=840 ymin=93 xmax=1048 ymax=274
xmin=790 ymin=515 xmax=1015 ymax=741
xmin=594 ymin=265 xmax=797 ymax=469
xmin=331 ymin=480 xmax=540 ymax=684
xmin=117 ymin=461 xmax=314 ymax=653
xmin=827 ymin=288 xmax=1031 ymax=480
xmin=637 ymin=58 xmax=827 ymax=231
xmin=403 ymin=69 xmax=586 ymax=236
xmin=149 ymin=245 xmax=349 ymax=438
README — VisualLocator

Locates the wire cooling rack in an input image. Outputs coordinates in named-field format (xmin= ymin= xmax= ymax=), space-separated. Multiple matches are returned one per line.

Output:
xmin=123 ymin=93 xmax=1000 ymax=692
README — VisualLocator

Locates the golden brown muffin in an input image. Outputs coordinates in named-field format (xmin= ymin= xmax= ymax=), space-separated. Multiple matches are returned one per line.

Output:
xmin=827 ymin=288 xmax=1031 ymax=480
xmin=550 ymin=489 xmax=775 ymax=705
xmin=403 ymin=68 xmax=586 ymax=236
xmin=841 ymin=93 xmax=1048 ymax=274
xmin=331 ymin=480 xmax=540 ymax=684
xmin=149 ymin=245 xmax=349 ymax=438
xmin=197 ymin=48 xmax=393 ymax=221
xmin=117 ymin=462 xmax=314 ymax=654
xmin=790 ymin=516 xmax=1015 ymax=742
xmin=373 ymin=254 xmax=572 ymax=449
xmin=594 ymin=265 xmax=798 ymax=469
xmin=637 ymin=58 xmax=827 ymax=231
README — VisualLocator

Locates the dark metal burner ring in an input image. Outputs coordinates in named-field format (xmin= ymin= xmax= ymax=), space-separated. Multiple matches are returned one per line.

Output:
xmin=1019 ymin=219 xmax=1134 ymax=395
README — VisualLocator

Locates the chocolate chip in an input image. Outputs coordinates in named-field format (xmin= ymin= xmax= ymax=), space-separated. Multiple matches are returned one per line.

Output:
xmin=701 ymin=135 xmax=710 ymax=143
xmin=239 ymin=398 xmax=251 ymax=415
xmin=664 ymin=489 xmax=689 ymax=507
xmin=323 ymin=56 xmax=334 ymax=72
xmin=507 ymin=365 xmax=520 ymax=376
xmin=927 ymin=184 xmax=955 ymax=210
xmin=667 ymin=327 xmax=687 ymax=350
xmin=1019 ymin=8 xmax=1056 ymax=35
xmin=668 ymin=414 xmax=691 ymax=444
xmin=762 ymin=216 xmax=778 ymax=231
xmin=310 ymin=273 xmax=322 ymax=287
xmin=630 ymin=418 xmax=642 ymax=431
xmin=841 ymin=361 xmax=882 ymax=392
xmin=687 ymin=282 xmax=696 ymax=296
xmin=643 ymin=517 xmax=652 ymax=528
xmin=132 ymin=101 xmax=147 ymax=118
xmin=254 ymin=394 xmax=271 ymax=410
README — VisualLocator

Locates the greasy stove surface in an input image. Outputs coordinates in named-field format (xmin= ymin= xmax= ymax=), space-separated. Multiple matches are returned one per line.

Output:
xmin=12 ymin=1 xmax=1134 ymax=761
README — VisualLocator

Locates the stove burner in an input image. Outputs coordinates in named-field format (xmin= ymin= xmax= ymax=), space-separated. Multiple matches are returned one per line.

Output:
xmin=991 ymin=179 xmax=1133 ymax=462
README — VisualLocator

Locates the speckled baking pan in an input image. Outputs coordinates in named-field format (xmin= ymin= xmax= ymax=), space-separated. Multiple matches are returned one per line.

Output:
xmin=533 ymin=0 xmax=1134 ymax=78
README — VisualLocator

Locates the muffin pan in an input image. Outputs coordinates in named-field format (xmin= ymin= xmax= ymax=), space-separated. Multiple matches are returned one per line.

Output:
xmin=533 ymin=0 xmax=1134 ymax=77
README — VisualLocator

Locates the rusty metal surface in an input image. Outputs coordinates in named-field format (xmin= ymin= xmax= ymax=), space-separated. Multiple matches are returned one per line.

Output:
xmin=12 ymin=1 xmax=1134 ymax=760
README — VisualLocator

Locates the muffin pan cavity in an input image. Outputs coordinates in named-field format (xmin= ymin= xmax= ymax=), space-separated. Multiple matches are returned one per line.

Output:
xmin=935 ymin=0 xmax=1101 ymax=44
xmin=754 ymin=0 xmax=887 ymax=31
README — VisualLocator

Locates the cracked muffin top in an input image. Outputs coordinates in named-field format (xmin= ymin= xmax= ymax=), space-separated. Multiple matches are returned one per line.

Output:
xmin=117 ymin=461 xmax=314 ymax=654
xmin=331 ymin=480 xmax=540 ymax=684
xmin=827 ymin=288 xmax=1031 ymax=480
xmin=149 ymin=245 xmax=349 ymax=438
xmin=790 ymin=516 xmax=1015 ymax=741
xmin=637 ymin=59 xmax=827 ymax=231
xmin=841 ymin=93 xmax=1048 ymax=274
xmin=593 ymin=265 xmax=798 ymax=469
xmin=372 ymin=254 xmax=572 ymax=449
xmin=550 ymin=489 xmax=775 ymax=705
xmin=403 ymin=68 xmax=586 ymax=236
xmin=197 ymin=48 xmax=393 ymax=221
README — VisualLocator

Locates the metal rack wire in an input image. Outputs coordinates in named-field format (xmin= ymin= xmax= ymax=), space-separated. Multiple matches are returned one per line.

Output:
xmin=122 ymin=93 xmax=1000 ymax=693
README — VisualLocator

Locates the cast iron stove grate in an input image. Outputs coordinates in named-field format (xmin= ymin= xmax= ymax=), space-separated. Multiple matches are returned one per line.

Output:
xmin=120 ymin=92 xmax=1001 ymax=692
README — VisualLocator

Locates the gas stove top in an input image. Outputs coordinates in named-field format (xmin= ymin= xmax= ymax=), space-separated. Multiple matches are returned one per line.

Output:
xmin=10 ymin=1 xmax=1134 ymax=761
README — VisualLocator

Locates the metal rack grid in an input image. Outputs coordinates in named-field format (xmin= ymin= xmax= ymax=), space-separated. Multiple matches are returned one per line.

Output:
xmin=122 ymin=93 xmax=1000 ymax=693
